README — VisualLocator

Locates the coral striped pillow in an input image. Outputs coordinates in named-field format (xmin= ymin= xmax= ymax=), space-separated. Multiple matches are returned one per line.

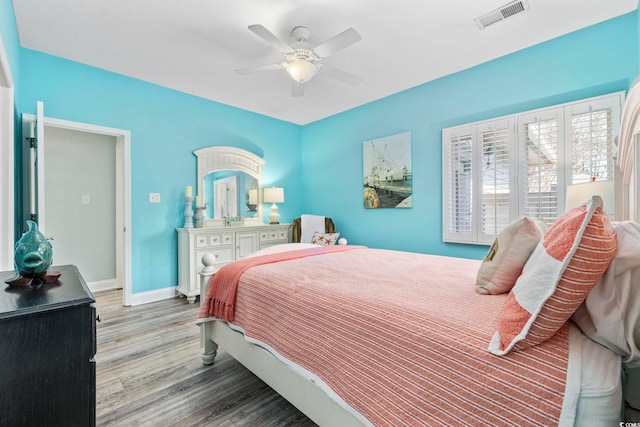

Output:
xmin=489 ymin=196 xmax=616 ymax=355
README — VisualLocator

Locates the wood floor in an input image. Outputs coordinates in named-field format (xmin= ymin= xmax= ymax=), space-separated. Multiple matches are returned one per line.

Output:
xmin=94 ymin=289 xmax=315 ymax=426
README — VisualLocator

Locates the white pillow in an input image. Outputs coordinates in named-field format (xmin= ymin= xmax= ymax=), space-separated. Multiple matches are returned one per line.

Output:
xmin=572 ymin=220 xmax=640 ymax=368
xmin=476 ymin=217 xmax=546 ymax=295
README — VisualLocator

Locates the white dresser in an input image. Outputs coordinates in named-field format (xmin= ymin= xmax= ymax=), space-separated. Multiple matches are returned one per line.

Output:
xmin=177 ymin=224 xmax=290 ymax=302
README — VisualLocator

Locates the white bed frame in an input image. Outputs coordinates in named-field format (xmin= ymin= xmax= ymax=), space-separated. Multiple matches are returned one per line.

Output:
xmin=198 ymin=259 xmax=364 ymax=426
xmin=199 ymin=82 xmax=640 ymax=425
xmin=617 ymin=79 xmax=640 ymax=223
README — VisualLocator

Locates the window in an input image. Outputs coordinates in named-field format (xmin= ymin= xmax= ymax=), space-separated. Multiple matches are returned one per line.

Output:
xmin=443 ymin=93 xmax=622 ymax=245
xmin=444 ymin=128 xmax=473 ymax=241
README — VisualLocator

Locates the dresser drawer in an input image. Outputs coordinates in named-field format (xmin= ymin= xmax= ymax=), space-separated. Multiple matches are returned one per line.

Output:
xmin=197 ymin=247 xmax=233 ymax=267
xmin=209 ymin=234 xmax=222 ymax=246
xmin=195 ymin=234 xmax=210 ymax=248
xmin=222 ymin=232 xmax=233 ymax=245
xmin=260 ymin=229 xmax=287 ymax=242
xmin=196 ymin=232 xmax=234 ymax=248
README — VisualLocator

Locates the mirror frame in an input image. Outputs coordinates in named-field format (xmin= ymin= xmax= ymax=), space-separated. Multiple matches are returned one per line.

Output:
xmin=194 ymin=146 xmax=265 ymax=227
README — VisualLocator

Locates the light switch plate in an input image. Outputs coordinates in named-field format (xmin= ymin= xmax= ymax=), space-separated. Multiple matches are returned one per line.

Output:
xmin=81 ymin=195 xmax=91 ymax=205
xmin=149 ymin=193 xmax=161 ymax=203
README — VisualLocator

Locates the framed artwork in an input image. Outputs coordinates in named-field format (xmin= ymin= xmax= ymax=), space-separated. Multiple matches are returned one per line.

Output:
xmin=363 ymin=131 xmax=412 ymax=209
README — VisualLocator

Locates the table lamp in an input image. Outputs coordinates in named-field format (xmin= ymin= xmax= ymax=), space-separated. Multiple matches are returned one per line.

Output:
xmin=565 ymin=179 xmax=614 ymax=216
xmin=264 ymin=187 xmax=284 ymax=224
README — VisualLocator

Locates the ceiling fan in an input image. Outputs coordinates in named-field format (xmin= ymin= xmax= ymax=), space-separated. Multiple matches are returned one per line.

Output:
xmin=236 ymin=24 xmax=363 ymax=97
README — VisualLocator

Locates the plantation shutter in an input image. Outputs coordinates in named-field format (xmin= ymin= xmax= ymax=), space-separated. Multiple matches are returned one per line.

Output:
xmin=442 ymin=92 xmax=622 ymax=245
xmin=443 ymin=128 xmax=474 ymax=242
xmin=477 ymin=119 xmax=515 ymax=242
xmin=566 ymin=97 xmax=619 ymax=185
xmin=518 ymin=109 xmax=564 ymax=227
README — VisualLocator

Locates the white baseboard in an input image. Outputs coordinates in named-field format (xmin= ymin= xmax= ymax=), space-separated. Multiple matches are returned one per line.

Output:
xmin=87 ymin=278 xmax=117 ymax=293
xmin=129 ymin=286 xmax=178 ymax=306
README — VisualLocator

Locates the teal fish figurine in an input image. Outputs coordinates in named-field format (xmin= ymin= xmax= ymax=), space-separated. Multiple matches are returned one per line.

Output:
xmin=5 ymin=220 xmax=61 ymax=286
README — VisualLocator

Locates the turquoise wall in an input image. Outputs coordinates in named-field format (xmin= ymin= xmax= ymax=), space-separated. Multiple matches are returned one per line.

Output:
xmin=301 ymin=12 xmax=638 ymax=260
xmin=2 ymin=0 xmax=639 ymax=294
xmin=17 ymin=50 xmax=302 ymax=293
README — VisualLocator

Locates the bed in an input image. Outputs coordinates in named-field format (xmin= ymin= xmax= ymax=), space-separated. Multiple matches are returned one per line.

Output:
xmin=196 ymin=84 xmax=640 ymax=426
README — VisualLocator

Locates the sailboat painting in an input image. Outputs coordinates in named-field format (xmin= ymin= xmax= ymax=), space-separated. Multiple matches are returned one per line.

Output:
xmin=363 ymin=131 xmax=412 ymax=209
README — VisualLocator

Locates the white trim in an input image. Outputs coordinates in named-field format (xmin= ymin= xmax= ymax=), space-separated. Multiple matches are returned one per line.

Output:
xmin=0 ymin=86 xmax=14 ymax=270
xmin=22 ymin=113 xmax=133 ymax=306
xmin=0 ymin=35 xmax=13 ymax=87
xmin=87 ymin=278 xmax=118 ymax=293
xmin=0 ymin=33 xmax=14 ymax=270
xmin=36 ymin=102 xmax=45 ymax=232
xmin=130 ymin=286 xmax=179 ymax=306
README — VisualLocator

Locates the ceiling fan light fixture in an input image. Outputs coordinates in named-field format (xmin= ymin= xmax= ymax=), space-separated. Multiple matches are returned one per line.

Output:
xmin=285 ymin=59 xmax=317 ymax=83
xmin=239 ymin=24 xmax=363 ymax=95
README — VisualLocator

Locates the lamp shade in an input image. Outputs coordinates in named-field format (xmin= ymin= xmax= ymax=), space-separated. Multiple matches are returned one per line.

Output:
xmin=285 ymin=59 xmax=317 ymax=83
xmin=264 ymin=187 xmax=284 ymax=204
xmin=565 ymin=180 xmax=614 ymax=216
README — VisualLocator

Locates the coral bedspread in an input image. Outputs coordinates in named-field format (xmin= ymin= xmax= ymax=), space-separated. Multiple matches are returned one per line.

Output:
xmin=198 ymin=247 xmax=573 ymax=426
xmin=198 ymin=245 xmax=362 ymax=322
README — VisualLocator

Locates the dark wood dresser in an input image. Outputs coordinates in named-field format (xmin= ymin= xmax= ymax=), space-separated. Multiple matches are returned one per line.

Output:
xmin=0 ymin=265 xmax=96 ymax=427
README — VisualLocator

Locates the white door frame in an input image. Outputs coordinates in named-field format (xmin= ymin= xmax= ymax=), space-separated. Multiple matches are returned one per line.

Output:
xmin=23 ymin=113 xmax=133 ymax=306
xmin=0 ymin=35 xmax=15 ymax=270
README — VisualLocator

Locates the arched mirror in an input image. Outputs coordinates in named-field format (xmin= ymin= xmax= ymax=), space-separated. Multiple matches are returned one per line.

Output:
xmin=194 ymin=146 xmax=265 ymax=227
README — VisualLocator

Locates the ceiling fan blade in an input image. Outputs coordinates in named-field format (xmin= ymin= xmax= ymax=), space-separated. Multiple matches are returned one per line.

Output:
xmin=248 ymin=24 xmax=293 ymax=54
xmin=313 ymin=28 xmax=362 ymax=58
xmin=236 ymin=63 xmax=282 ymax=75
xmin=292 ymin=82 xmax=305 ymax=97
xmin=320 ymin=65 xmax=363 ymax=86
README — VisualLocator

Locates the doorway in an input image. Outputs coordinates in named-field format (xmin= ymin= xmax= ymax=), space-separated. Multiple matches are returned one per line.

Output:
xmin=21 ymin=113 xmax=132 ymax=305
xmin=45 ymin=127 xmax=118 ymax=291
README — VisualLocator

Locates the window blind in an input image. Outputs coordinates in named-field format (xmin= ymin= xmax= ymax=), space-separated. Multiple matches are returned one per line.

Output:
xmin=443 ymin=130 xmax=473 ymax=242
xmin=570 ymin=106 xmax=614 ymax=183
xmin=442 ymin=92 xmax=622 ymax=244
xmin=479 ymin=121 xmax=513 ymax=241
xmin=521 ymin=115 xmax=559 ymax=226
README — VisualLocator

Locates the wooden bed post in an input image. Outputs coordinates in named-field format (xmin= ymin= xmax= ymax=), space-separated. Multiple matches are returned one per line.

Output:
xmin=200 ymin=253 xmax=218 ymax=365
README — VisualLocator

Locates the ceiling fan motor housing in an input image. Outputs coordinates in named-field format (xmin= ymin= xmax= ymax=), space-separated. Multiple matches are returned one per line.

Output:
xmin=290 ymin=26 xmax=312 ymax=42
xmin=288 ymin=48 xmax=316 ymax=62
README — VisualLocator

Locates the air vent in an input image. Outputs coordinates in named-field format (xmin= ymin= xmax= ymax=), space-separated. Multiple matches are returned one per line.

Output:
xmin=474 ymin=0 xmax=530 ymax=30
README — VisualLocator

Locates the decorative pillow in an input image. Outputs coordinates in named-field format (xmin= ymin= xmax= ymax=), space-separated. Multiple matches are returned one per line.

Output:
xmin=476 ymin=217 xmax=546 ymax=295
xmin=488 ymin=196 xmax=616 ymax=355
xmin=311 ymin=231 xmax=340 ymax=246
xmin=572 ymin=220 xmax=640 ymax=367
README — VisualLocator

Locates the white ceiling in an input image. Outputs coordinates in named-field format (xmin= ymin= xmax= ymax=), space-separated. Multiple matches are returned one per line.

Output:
xmin=12 ymin=0 xmax=638 ymax=125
